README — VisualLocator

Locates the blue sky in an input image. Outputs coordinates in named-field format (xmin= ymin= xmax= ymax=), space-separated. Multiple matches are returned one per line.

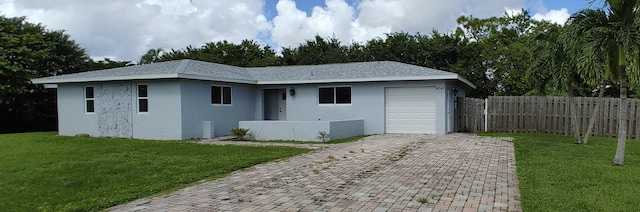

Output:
xmin=541 ymin=0 xmax=590 ymax=13
xmin=0 ymin=0 xmax=592 ymax=61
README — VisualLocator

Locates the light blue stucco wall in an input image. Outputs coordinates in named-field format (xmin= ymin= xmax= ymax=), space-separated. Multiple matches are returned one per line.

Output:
xmin=239 ymin=119 xmax=363 ymax=141
xmin=131 ymin=80 xmax=182 ymax=140
xmin=267 ymin=80 xmax=455 ymax=135
xmin=56 ymin=80 xmax=183 ymax=140
xmin=329 ymin=119 xmax=365 ymax=140
xmin=57 ymin=84 xmax=100 ymax=136
xmin=240 ymin=120 xmax=330 ymax=141
xmin=56 ymin=79 xmax=255 ymax=140
xmin=180 ymin=80 xmax=256 ymax=139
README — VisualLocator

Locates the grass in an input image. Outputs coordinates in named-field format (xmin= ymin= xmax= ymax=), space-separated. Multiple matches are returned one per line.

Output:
xmin=482 ymin=133 xmax=640 ymax=211
xmin=0 ymin=132 xmax=312 ymax=211
xmin=231 ymin=135 xmax=369 ymax=144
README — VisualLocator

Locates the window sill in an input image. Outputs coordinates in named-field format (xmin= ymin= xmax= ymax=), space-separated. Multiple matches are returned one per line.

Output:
xmin=318 ymin=103 xmax=352 ymax=106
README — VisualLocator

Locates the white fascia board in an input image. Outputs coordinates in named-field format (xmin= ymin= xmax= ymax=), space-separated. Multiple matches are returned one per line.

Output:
xmin=31 ymin=73 xmax=476 ymax=89
xmin=256 ymin=75 xmax=461 ymax=85
xmin=31 ymin=73 xmax=257 ymax=85
xmin=176 ymin=73 xmax=257 ymax=84
xmin=31 ymin=74 xmax=180 ymax=84
xmin=43 ymin=84 xmax=58 ymax=88
xmin=456 ymin=76 xmax=477 ymax=89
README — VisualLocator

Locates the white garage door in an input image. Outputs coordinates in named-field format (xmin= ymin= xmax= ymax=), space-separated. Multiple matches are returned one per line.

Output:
xmin=385 ymin=87 xmax=436 ymax=134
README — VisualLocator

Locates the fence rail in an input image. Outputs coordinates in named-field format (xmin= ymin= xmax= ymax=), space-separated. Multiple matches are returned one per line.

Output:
xmin=455 ymin=96 xmax=640 ymax=139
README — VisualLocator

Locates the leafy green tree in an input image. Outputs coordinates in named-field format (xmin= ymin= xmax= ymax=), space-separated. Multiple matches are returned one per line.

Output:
xmin=440 ymin=35 xmax=494 ymax=98
xmin=456 ymin=11 xmax=550 ymax=96
xmin=569 ymin=0 xmax=640 ymax=165
xmin=379 ymin=32 xmax=421 ymax=64
xmin=155 ymin=40 xmax=279 ymax=67
xmin=360 ymin=33 xmax=423 ymax=65
xmin=0 ymin=15 xmax=90 ymax=133
xmin=281 ymin=35 xmax=348 ymax=65
xmin=361 ymin=38 xmax=387 ymax=62
xmin=345 ymin=42 xmax=367 ymax=62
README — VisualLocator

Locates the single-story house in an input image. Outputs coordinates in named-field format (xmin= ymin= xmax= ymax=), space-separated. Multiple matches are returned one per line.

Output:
xmin=32 ymin=59 xmax=475 ymax=141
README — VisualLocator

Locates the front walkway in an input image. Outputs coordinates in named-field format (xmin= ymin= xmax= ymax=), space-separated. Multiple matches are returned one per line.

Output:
xmin=110 ymin=134 xmax=521 ymax=212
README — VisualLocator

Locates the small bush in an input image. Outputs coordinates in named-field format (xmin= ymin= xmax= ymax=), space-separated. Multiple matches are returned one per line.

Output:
xmin=317 ymin=131 xmax=330 ymax=142
xmin=231 ymin=128 xmax=250 ymax=140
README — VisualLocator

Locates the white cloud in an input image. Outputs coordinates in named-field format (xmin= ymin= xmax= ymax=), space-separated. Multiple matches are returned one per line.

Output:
xmin=271 ymin=0 xmax=390 ymax=48
xmin=0 ymin=0 xmax=271 ymax=62
xmin=532 ymin=8 xmax=570 ymax=25
xmin=271 ymin=0 xmax=525 ymax=49
xmin=2 ymin=0 xmax=545 ymax=61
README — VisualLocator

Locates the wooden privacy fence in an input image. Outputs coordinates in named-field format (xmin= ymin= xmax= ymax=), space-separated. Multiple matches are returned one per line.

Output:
xmin=455 ymin=96 xmax=640 ymax=139
xmin=455 ymin=97 xmax=486 ymax=132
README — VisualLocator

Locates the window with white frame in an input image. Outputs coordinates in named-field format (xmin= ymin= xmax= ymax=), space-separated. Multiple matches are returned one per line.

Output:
xmin=211 ymin=85 xmax=232 ymax=105
xmin=137 ymin=84 xmax=148 ymax=113
xmin=318 ymin=86 xmax=351 ymax=104
xmin=85 ymin=86 xmax=94 ymax=113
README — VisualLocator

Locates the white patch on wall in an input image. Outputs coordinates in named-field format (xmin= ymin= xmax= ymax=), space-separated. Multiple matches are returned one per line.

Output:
xmin=97 ymin=83 xmax=133 ymax=137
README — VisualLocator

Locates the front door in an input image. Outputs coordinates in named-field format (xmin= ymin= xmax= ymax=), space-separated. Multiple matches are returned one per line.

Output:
xmin=264 ymin=89 xmax=287 ymax=120
xmin=278 ymin=90 xmax=287 ymax=120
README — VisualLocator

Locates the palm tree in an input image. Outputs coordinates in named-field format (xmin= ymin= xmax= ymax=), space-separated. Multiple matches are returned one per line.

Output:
xmin=564 ymin=17 xmax=611 ymax=145
xmin=529 ymin=23 xmax=583 ymax=143
xmin=569 ymin=0 xmax=640 ymax=165
xmin=138 ymin=48 xmax=164 ymax=65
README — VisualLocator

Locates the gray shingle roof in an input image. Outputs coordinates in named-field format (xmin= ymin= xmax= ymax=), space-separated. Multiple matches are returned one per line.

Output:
xmin=43 ymin=59 xmax=187 ymax=78
xmin=246 ymin=61 xmax=453 ymax=82
xmin=32 ymin=59 xmax=475 ymax=88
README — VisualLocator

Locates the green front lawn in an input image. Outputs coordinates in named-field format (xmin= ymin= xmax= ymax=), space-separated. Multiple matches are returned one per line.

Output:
xmin=0 ymin=132 xmax=312 ymax=211
xmin=486 ymin=133 xmax=640 ymax=211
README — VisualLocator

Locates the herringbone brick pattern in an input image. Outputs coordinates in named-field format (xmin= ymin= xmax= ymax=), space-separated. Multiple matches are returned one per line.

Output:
xmin=110 ymin=134 xmax=520 ymax=212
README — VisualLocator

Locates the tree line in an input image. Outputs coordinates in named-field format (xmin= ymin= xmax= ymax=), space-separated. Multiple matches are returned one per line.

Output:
xmin=1 ymin=0 xmax=638 ymax=165
xmin=137 ymin=10 xmax=636 ymax=100
xmin=139 ymin=11 xmax=565 ymax=99
xmin=0 ymin=16 xmax=134 ymax=133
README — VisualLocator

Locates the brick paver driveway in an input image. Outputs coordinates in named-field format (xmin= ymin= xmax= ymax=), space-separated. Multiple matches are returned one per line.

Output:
xmin=110 ymin=134 xmax=521 ymax=212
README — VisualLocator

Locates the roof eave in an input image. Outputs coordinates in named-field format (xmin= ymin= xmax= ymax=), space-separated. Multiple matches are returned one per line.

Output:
xmin=31 ymin=73 xmax=257 ymax=85
xmin=31 ymin=74 xmax=181 ymax=84
xmin=43 ymin=84 xmax=58 ymax=88
xmin=456 ymin=75 xmax=477 ymax=89
xmin=176 ymin=73 xmax=257 ymax=84
xmin=257 ymin=74 xmax=472 ymax=85
xmin=30 ymin=71 xmax=476 ymax=89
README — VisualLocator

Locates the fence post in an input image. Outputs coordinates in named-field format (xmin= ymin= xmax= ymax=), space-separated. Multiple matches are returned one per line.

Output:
xmin=484 ymin=98 xmax=488 ymax=132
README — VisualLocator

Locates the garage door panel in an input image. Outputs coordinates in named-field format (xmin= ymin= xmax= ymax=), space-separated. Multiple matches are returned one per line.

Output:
xmin=385 ymin=87 xmax=436 ymax=134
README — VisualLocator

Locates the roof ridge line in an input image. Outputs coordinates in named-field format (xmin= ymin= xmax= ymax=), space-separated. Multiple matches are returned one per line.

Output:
xmin=175 ymin=59 xmax=190 ymax=73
